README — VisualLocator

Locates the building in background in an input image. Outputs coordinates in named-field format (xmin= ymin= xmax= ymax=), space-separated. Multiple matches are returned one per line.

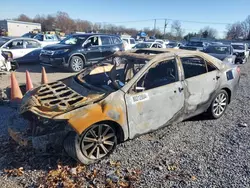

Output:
xmin=0 ymin=20 xmax=41 ymax=37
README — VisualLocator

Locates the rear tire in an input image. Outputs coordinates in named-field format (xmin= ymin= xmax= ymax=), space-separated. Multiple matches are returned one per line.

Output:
xmin=64 ymin=123 xmax=117 ymax=164
xmin=69 ymin=56 xmax=84 ymax=72
xmin=208 ymin=90 xmax=229 ymax=119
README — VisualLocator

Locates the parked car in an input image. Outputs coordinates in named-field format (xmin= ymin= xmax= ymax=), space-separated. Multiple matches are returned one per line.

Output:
xmin=203 ymin=44 xmax=236 ymax=64
xmin=0 ymin=37 xmax=11 ymax=47
xmin=121 ymin=37 xmax=136 ymax=50
xmin=231 ymin=43 xmax=249 ymax=64
xmin=10 ymin=48 xmax=240 ymax=164
xmin=34 ymin=34 xmax=61 ymax=47
xmin=0 ymin=38 xmax=42 ymax=63
xmin=0 ymin=50 xmax=18 ymax=72
xmin=166 ymin=41 xmax=182 ymax=49
xmin=132 ymin=42 xmax=163 ymax=49
xmin=40 ymin=34 xmax=124 ymax=72
xmin=22 ymin=32 xmax=37 ymax=38
xmin=184 ymin=41 xmax=206 ymax=51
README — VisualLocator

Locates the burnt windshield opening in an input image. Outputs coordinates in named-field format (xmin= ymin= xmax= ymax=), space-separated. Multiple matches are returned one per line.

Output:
xmin=76 ymin=56 xmax=147 ymax=92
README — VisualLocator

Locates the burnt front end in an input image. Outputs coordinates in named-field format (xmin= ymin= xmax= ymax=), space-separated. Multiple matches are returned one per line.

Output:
xmin=8 ymin=80 xmax=105 ymax=151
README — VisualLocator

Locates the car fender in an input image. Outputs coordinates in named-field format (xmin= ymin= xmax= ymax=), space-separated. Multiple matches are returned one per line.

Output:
xmin=68 ymin=53 xmax=86 ymax=64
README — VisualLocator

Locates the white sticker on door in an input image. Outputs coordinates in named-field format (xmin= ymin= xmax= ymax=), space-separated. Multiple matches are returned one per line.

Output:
xmin=132 ymin=93 xmax=149 ymax=104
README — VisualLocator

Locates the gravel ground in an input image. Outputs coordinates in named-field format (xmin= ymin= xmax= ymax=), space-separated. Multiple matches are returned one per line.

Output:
xmin=0 ymin=62 xmax=249 ymax=187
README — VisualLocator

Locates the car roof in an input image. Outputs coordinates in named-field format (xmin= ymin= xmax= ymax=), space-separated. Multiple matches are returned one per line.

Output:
xmin=114 ymin=48 xmax=225 ymax=70
xmin=208 ymin=44 xmax=231 ymax=47
xmin=71 ymin=33 xmax=120 ymax=37
xmin=231 ymin=43 xmax=244 ymax=45
xmin=7 ymin=37 xmax=41 ymax=42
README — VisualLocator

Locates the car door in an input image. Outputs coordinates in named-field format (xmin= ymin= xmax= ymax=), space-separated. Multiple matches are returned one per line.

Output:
xmin=84 ymin=36 xmax=102 ymax=62
xmin=124 ymin=58 xmax=185 ymax=138
xmin=129 ymin=38 xmax=136 ymax=48
xmin=2 ymin=39 xmax=25 ymax=59
xmin=21 ymin=40 xmax=42 ymax=62
xmin=100 ymin=36 xmax=113 ymax=57
xmin=179 ymin=55 xmax=221 ymax=118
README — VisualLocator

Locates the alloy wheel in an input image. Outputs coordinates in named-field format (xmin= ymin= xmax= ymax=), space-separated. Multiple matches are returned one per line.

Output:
xmin=72 ymin=58 xmax=83 ymax=71
xmin=81 ymin=124 xmax=116 ymax=160
xmin=213 ymin=93 xmax=227 ymax=117
xmin=113 ymin=57 xmax=121 ymax=66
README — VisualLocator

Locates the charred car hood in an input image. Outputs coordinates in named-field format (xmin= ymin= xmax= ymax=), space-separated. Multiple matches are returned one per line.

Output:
xmin=20 ymin=80 xmax=106 ymax=119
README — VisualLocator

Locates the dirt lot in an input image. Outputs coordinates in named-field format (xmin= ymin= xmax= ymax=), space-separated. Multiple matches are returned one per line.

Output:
xmin=0 ymin=62 xmax=249 ymax=187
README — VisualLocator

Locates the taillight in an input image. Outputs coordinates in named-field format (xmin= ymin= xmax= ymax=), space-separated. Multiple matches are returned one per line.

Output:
xmin=237 ymin=66 xmax=240 ymax=74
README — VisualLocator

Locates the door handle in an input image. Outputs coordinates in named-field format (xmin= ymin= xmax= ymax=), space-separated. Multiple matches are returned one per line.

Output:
xmin=178 ymin=87 xmax=184 ymax=92
xmin=214 ymin=76 xmax=220 ymax=80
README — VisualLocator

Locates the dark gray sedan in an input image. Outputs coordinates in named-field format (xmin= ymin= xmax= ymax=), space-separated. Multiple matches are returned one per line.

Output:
xmin=204 ymin=44 xmax=236 ymax=64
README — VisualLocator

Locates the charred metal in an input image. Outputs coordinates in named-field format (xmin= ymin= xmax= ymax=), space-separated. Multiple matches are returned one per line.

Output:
xmin=8 ymin=48 xmax=240 ymax=164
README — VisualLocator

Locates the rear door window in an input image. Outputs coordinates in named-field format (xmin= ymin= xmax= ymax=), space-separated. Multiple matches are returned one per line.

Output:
xmin=100 ymin=36 xmax=112 ymax=45
xmin=181 ymin=57 xmax=207 ymax=79
xmin=24 ymin=40 xmax=41 ymax=48
xmin=112 ymin=37 xmax=122 ymax=44
xmin=130 ymin=39 xmax=135 ymax=44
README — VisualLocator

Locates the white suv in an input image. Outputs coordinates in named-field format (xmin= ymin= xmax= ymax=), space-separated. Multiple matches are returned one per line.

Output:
xmin=34 ymin=34 xmax=61 ymax=47
xmin=121 ymin=37 xmax=136 ymax=50
xmin=232 ymin=43 xmax=249 ymax=64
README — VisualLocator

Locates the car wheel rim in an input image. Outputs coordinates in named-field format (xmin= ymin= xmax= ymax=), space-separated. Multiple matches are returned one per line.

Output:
xmin=213 ymin=93 xmax=227 ymax=116
xmin=81 ymin=124 xmax=116 ymax=160
xmin=72 ymin=58 xmax=82 ymax=71
xmin=113 ymin=57 xmax=121 ymax=66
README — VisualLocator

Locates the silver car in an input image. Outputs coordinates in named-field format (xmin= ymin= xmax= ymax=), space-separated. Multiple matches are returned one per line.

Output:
xmin=9 ymin=48 xmax=240 ymax=164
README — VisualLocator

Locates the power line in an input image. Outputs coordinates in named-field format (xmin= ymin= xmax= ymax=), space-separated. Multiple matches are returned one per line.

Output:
xmin=103 ymin=18 xmax=231 ymax=25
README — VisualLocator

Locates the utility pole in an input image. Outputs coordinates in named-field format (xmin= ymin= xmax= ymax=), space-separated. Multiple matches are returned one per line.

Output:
xmin=154 ymin=19 xmax=156 ymax=37
xmin=163 ymin=19 xmax=168 ymax=39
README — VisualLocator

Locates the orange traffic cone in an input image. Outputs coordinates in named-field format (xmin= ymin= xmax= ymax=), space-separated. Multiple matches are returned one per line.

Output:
xmin=11 ymin=72 xmax=23 ymax=102
xmin=26 ymin=70 xmax=33 ymax=92
xmin=41 ymin=67 xmax=48 ymax=84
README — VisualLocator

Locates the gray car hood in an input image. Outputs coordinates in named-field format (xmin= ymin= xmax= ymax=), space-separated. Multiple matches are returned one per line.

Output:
xmin=207 ymin=53 xmax=229 ymax=61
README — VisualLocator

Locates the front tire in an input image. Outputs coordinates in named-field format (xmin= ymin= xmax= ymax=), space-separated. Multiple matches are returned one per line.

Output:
xmin=208 ymin=90 xmax=229 ymax=119
xmin=69 ymin=56 xmax=84 ymax=72
xmin=64 ymin=123 xmax=117 ymax=164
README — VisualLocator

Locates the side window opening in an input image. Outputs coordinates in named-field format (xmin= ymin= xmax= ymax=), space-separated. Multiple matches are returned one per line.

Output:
xmin=134 ymin=59 xmax=178 ymax=92
xmin=7 ymin=40 xmax=23 ymax=49
xmin=86 ymin=36 xmax=99 ymax=46
xmin=206 ymin=61 xmax=217 ymax=72
xmin=181 ymin=57 xmax=207 ymax=79
xmin=112 ymin=37 xmax=122 ymax=44
xmin=100 ymin=36 xmax=111 ymax=45
xmin=130 ymin=39 xmax=135 ymax=44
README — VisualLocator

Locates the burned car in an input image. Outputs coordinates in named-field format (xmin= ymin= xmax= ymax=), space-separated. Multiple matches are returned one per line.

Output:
xmin=9 ymin=49 xmax=240 ymax=164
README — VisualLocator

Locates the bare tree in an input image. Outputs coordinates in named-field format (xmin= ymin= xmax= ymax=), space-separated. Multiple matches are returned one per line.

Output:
xmin=16 ymin=14 xmax=32 ymax=22
xmin=55 ymin=12 xmax=75 ymax=33
xmin=199 ymin=26 xmax=218 ymax=39
xmin=171 ymin=20 xmax=184 ymax=40
xmin=75 ymin=19 xmax=92 ymax=32
xmin=226 ymin=22 xmax=244 ymax=40
xmin=241 ymin=15 xmax=250 ymax=39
